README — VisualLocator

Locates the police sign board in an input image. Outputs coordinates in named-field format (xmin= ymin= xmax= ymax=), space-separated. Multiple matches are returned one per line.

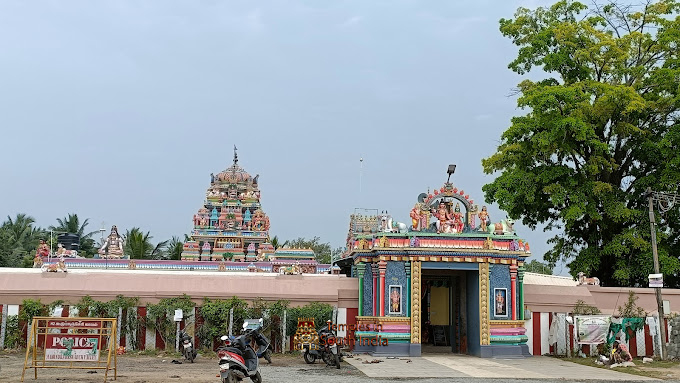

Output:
xmin=45 ymin=334 xmax=100 ymax=361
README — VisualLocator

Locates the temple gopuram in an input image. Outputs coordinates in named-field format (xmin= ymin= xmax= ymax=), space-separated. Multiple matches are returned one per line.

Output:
xmin=180 ymin=147 xmax=273 ymax=262
xmin=177 ymin=147 xmax=327 ymax=274
xmin=334 ymin=166 xmax=532 ymax=358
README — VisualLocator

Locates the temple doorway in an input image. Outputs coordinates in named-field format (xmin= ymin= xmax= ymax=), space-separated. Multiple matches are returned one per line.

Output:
xmin=421 ymin=270 xmax=468 ymax=354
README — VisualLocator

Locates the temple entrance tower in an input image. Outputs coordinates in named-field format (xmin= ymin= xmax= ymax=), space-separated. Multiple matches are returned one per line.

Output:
xmin=181 ymin=146 xmax=274 ymax=262
xmin=335 ymin=166 xmax=532 ymax=358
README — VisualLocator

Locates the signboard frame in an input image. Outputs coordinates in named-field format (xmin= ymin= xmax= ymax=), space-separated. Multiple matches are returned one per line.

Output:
xmin=649 ymin=273 xmax=663 ymax=288
xmin=21 ymin=317 xmax=117 ymax=382
xmin=575 ymin=315 xmax=611 ymax=345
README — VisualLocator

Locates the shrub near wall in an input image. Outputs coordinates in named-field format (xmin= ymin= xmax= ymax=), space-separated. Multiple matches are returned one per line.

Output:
xmin=196 ymin=297 xmax=290 ymax=351
xmin=285 ymin=302 xmax=334 ymax=336
xmin=2 ymin=297 xmax=337 ymax=352
xmin=147 ymin=295 xmax=196 ymax=350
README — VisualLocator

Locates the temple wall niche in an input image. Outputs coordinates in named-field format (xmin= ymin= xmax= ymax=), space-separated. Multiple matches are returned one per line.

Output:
xmin=385 ymin=261 xmax=407 ymax=317
xmin=489 ymin=264 xmax=511 ymax=320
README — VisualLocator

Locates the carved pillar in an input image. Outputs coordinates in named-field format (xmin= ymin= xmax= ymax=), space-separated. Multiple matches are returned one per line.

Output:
xmin=518 ymin=265 xmax=525 ymax=320
xmin=357 ymin=263 xmax=365 ymax=317
xmin=410 ymin=260 xmax=421 ymax=344
xmin=479 ymin=262 xmax=490 ymax=346
xmin=372 ymin=264 xmax=379 ymax=316
xmin=510 ymin=264 xmax=518 ymax=320
xmin=378 ymin=260 xmax=387 ymax=317
xmin=405 ymin=262 xmax=411 ymax=317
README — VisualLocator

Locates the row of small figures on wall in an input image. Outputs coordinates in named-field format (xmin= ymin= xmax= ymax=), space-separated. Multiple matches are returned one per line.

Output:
xmin=206 ymin=188 xmax=260 ymax=200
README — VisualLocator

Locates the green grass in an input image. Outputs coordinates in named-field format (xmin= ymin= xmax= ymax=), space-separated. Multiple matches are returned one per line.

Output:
xmin=565 ymin=357 xmax=680 ymax=379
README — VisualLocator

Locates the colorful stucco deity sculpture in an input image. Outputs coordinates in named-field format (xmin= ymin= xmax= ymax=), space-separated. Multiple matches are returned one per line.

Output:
xmin=432 ymin=202 xmax=453 ymax=234
xmin=98 ymin=225 xmax=125 ymax=259
xmin=410 ymin=204 xmax=422 ymax=231
xmin=36 ymin=240 xmax=50 ymax=258
xmin=478 ymin=206 xmax=490 ymax=232
xmin=452 ymin=203 xmax=465 ymax=233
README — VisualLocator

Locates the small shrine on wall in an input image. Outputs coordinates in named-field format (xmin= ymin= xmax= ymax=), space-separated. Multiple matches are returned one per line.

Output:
xmin=181 ymin=147 xmax=275 ymax=262
xmin=335 ymin=165 xmax=532 ymax=358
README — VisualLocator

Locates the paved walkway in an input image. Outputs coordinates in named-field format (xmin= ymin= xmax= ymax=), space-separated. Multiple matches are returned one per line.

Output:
xmin=345 ymin=354 xmax=659 ymax=381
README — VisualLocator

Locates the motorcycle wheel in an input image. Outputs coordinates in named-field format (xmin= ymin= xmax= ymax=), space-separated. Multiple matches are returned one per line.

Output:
xmin=188 ymin=349 xmax=194 ymax=363
xmin=264 ymin=349 xmax=272 ymax=364
xmin=250 ymin=371 xmax=262 ymax=383
xmin=334 ymin=353 xmax=341 ymax=369
xmin=223 ymin=371 xmax=237 ymax=383
xmin=303 ymin=351 xmax=316 ymax=364
xmin=321 ymin=352 xmax=333 ymax=366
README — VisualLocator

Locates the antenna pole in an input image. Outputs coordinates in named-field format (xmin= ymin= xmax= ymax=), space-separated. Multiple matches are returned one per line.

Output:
xmin=359 ymin=156 xmax=363 ymax=196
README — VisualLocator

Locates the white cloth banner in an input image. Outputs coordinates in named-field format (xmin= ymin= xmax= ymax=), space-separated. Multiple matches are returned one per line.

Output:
xmin=576 ymin=315 xmax=611 ymax=344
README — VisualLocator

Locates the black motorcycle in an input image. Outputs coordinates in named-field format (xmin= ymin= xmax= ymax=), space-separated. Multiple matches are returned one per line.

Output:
xmin=179 ymin=330 xmax=197 ymax=363
xmin=251 ymin=329 xmax=272 ymax=364
xmin=302 ymin=326 xmax=341 ymax=369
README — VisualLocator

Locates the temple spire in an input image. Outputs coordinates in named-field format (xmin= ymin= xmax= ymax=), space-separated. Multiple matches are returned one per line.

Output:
xmin=233 ymin=145 xmax=238 ymax=165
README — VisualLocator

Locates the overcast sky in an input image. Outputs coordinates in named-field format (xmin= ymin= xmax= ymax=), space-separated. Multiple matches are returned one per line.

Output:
xmin=0 ymin=0 xmax=569 ymax=273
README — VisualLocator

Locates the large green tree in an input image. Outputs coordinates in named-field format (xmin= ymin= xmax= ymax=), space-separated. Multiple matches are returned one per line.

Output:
xmin=49 ymin=214 xmax=99 ymax=258
xmin=483 ymin=0 xmax=680 ymax=287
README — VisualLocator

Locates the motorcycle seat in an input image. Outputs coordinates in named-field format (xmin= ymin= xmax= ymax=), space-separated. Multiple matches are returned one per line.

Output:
xmin=220 ymin=347 xmax=244 ymax=357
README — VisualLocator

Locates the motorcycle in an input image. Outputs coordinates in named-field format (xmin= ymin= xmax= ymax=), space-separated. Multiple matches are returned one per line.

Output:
xmin=217 ymin=319 xmax=264 ymax=383
xmin=251 ymin=329 xmax=272 ymax=364
xmin=179 ymin=330 xmax=197 ymax=363
xmin=302 ymin=326 xmax=340 ymax=369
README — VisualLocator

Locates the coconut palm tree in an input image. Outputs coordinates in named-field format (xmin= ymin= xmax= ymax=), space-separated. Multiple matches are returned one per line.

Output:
xmin=49 ymin=214 xmax=98 ymax=238
xmin=270 ymin=235 xmax=281 ymax=250
xmin=165 ymin=236 xmax=184 ymax=260
xmin=49 ymin=214 xmax=100 ymax=257
xmin=124 ymin=228 xmax=168 ymax=259
xmin=0 ymin=214 xmax=45 ymax=267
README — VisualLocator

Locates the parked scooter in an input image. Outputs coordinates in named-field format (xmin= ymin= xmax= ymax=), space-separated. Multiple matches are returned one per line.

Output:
xmin=217 ymin=319 xmax=264 ymax=383
xmin=251 ymin=329 xmax=272 ymax=364
xmin=179 ymin=330 xmax=197 ymax=363
xmin=302 ymin=326 xmax=340 ymax=369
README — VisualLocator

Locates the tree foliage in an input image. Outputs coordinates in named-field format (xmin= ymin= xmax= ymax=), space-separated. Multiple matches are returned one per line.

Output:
xmin=49 ymin=213 xmax=99 ymax=258
xmin=124 ymin=228 xmax=168 ymax=260
xmin=525 ymin=259 xmax=555 ymax=275
xmin=284 ymin=302 xmax=335 ymax=336
xmin=283 ymin=236 xmax=340 ymax=264
xmin=617 ymin=290 xmax=647 ymax=317
xmin=165 ymin=236 xmax=184 ymax=261
xmin=483 ymin=0 xmax=680 ymax=287
xmin=147 ymin=294 xmax=196 ymax=349
xmin=0 ymin=214 xmax=45 ymax=267
xmin=572 ymin=299 xmax=603 ymax=315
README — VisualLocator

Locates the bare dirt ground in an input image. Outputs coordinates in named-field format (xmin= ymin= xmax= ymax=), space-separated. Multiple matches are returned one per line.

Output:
xmin=0 ymin=351 xmax=363 ymax=383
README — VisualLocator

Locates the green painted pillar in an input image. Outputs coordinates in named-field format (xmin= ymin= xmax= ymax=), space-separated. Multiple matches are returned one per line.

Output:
xmin=357 ymin=263 xmax=365 ymax=317
xmin=405 ymin=262 xmax=411 ymax=317
xmin=518 ymin=265 xmax=525 ymax=320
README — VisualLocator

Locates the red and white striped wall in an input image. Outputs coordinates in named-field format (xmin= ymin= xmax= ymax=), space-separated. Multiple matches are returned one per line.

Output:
xmin=1 ymin=304 xmax=355 ymax=352
xmin=525 ymin=312 xmax=669 ymax=357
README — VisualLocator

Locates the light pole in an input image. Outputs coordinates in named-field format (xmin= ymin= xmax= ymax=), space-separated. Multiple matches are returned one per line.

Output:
xmin=99 ymin=226 xmax=107 ymax=269
xmin=645 ymin=186 xmax=680 ymax=360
